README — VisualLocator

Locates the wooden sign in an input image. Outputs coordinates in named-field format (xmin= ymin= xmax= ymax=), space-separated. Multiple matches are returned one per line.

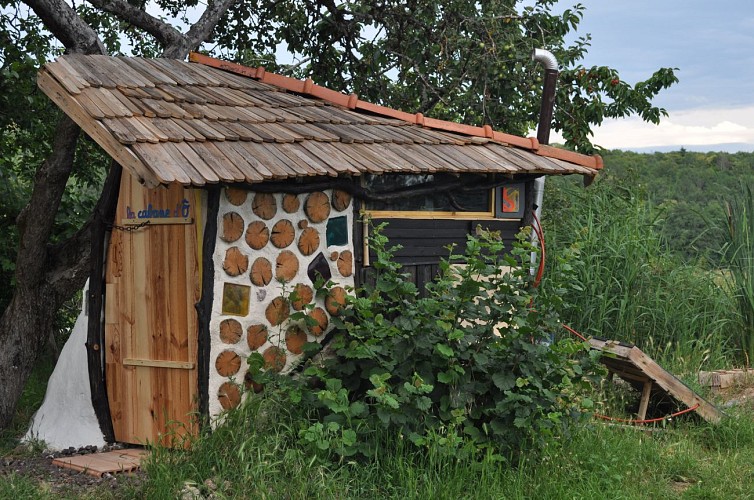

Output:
xmin=122 ymin=198 xmax=193 ymax=225
xmin=495 ymin=184 xmax=525 ymax=219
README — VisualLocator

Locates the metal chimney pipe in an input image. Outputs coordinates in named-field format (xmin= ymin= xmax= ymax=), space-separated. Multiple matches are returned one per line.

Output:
xmin=532 ymin=48 xmax=558 ymax=146
xmin=529 ymin=49 xmax=559 ymax=290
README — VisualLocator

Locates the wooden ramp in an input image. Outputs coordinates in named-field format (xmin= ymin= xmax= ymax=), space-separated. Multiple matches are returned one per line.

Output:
xmin=589 ymin=338 xmax=723 ymax=424
xmin=52 ymin=448 xmax=148 ymax=477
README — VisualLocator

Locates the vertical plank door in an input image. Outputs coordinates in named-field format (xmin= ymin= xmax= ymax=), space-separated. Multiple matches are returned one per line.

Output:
xmin=105 ymin=172 xmax=200 ymax=446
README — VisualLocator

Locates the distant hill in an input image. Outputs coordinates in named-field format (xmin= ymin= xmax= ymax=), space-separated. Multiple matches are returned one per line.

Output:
xmin=616 ymin=143 xmax=754 ymax=154
xmin=565 ymin=149 xmax=754 ymax=262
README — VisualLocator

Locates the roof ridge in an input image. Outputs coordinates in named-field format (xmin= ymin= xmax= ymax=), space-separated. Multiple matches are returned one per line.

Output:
xmin=188 ymin=52 xmax=602 ymax=170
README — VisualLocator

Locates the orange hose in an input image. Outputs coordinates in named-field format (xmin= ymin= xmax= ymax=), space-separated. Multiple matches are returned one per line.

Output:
xmin=562 ymin=324 xmax=587 ymax=341
xmin=531 ymin=212 xmax=545 ymax=288
xmin=594 ymin=404 xmax=700 ymax=424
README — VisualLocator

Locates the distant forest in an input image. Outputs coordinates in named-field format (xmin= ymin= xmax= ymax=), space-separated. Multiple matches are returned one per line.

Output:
xmin=551 ymin=148 xmax=754 ymax=264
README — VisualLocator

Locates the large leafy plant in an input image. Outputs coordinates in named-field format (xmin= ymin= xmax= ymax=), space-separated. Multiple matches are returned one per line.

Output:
xmin=289 ymin=224 xmax=602 ymax=459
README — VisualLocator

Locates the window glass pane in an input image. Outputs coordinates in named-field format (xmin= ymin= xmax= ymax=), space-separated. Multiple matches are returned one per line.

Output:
xmin=365 ymin=174 xmax=490 ymax=212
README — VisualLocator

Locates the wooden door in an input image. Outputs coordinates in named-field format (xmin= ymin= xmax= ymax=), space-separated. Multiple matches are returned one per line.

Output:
xmin=104 ymin=172 xmax=201 ymax=446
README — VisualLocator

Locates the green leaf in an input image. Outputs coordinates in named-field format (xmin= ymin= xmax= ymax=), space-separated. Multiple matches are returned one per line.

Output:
xmin=415 ymin=396 xmax=432 ymax=411
xmin=435 ymin=343 xmax=454 ymax=358
xmin=492 ymin=372 xmax=515 ymax=391
xmin=448 ymin=329 xmax=465 ymax=341
xmin=349 ymin=401 xmax=367 ymax=417
xmin=437 ymin=371 xmax=454 ymax=384
xmin=341 ymin=429 xmax=357 ymax=446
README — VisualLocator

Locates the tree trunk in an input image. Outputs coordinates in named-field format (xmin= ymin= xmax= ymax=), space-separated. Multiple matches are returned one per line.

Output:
xmin=0 ymin=116 xmax=90 ymax=430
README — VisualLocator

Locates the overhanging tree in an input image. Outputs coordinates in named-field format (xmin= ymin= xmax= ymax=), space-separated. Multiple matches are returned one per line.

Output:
xmin=0 ymin=0 xmax=677 ymax=431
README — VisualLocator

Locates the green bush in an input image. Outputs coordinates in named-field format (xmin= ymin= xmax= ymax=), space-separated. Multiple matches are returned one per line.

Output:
xmin=273 ymin=225 xmax=602 ymax=460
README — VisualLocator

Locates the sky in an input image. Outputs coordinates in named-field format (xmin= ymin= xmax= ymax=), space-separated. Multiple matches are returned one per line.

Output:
xmin=551 ymin=0 xmax=754 ymax=152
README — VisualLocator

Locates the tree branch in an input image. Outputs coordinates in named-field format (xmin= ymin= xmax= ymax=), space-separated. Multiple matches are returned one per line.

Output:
xmin=15 ymin=115 xmax=81 ymax=288
xmin=44 ymin=220 xmax=92 ymax=303
xmin=86 ymin=0 xmax=183 ymax=49
xmin=24 ymin=0 xmax=105 ymax=54
xmin=163 ymin=0 xmax=241 ymax=59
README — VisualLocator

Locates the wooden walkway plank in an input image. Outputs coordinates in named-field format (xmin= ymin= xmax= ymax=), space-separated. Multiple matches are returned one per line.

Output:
xmin=589 ymin=338 xmax=723 ymax=424
xmin=53 ymin=449 xmax=148 ymax=478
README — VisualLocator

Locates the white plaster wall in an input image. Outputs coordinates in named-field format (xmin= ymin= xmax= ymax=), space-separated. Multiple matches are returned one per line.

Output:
xmin=24 ymin=282 xmax=106 ymax=450
xmin=208 ymin=189 xmax=355 ymax=419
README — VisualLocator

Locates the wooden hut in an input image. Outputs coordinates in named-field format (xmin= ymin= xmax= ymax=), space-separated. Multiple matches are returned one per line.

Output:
xmin=36 ymin=53 xmax=602 ymax=446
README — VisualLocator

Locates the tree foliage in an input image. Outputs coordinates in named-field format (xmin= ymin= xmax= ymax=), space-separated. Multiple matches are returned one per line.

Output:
xmin=212 ymin=0 xmax=678 ymax=153
xmin=589 ymin=149 xmax=754 ymax=262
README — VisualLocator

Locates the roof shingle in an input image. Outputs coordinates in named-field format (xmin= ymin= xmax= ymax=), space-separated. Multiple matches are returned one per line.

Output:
xmin=37 ymin=54 xmax=602 ymax=188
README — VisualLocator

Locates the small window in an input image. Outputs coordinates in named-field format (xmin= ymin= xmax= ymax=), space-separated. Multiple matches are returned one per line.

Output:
xmin=363 ymin=174 xmax=493 ymax=217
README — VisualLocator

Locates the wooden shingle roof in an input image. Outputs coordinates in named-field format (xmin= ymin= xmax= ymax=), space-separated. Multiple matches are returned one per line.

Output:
xmin=38 ymin=54 xmax=603 ymax=188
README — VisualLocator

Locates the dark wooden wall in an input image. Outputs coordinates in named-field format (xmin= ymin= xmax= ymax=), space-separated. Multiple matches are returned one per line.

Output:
xmin=357 ymin=218 xmax=524 ymax=294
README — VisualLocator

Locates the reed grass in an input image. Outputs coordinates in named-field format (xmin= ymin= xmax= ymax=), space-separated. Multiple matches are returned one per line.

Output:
xmin=721 ymin=185 xmax=754 ymax=366
xmin=544 ymin=176 xmax=737 ymax=373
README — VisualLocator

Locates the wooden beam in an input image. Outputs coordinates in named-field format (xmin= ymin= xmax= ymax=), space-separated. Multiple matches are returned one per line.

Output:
xmin=195 ymin=185 xmax=220 ymax=425
xmin=120 ymin=217 xmax=193 ymax=226
xmin=37 ymin=69 xmax=162 ymax=188
xmin=123 ymin=358 xmax=195 ymax=369
xmin=638 ymin=380 xmax=653 ymax=422
xmin=86 ymin=162 xmax=122 ymax=444
xmin=589 ymin=338 xmax=635 ymax=359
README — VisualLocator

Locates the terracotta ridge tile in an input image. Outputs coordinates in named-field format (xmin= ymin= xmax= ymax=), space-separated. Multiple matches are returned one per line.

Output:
xmin=535 ymin=144 xmax=602 ymax=169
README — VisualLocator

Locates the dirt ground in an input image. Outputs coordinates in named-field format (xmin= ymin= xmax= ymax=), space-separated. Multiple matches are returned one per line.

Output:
xmin=0 ymin=444 xmax=145 ymax=498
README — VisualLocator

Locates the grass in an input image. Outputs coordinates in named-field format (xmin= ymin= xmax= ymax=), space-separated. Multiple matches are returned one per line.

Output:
xmin=130 ymin=391 xmax=754 ymax=499
xmin=0 ymin=354 xmax=54 ymax=455
xmin=5 ymin=359 xmax=754 ymax=499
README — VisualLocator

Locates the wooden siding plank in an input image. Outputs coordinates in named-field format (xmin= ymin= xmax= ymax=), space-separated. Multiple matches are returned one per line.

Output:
xmin=45 ymin=60 xmax=85 ymax=94
xmin=63 ymin=54 xmax=107 ymax=87
xmin=131 ymin=143 xmax=191 ymax=184
xmin=243 ymin=141 xmax=298 ymax=177
xmin=123 ymin=358 xmax=195 ymax=369
xmin=168 ymin=118 xmax=208 ymax=142
xmin=160 ymin=142 xmax=207 ymax=185
xmin=303 ymin=142 xmax=362 ymax=175
xmin=333 ymin=143 xmax=385 ymax=173
xmin=255 ymin=123 xmax=302 ymax=143
xmin=220 ymin=120 xmax=266 ymax=142
xmin=204 ymin=120 xmax=240 ymax=141
xmin=277 ymin=143 xmax=338 ymax=177
xmin=124 ymin=115 xmax=161 ymax=144
xmin=53 ymin=57 xmax=92 ymax=90
xmin=289 ymin=122 xmax=340 ymax=142
xmin=259 ymin=142 xmax=313 ymax=176
xmin=180 ymin=118 xmax=225 ymax=141
xmin=151 ymin=118 xmax=195 ymax=143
